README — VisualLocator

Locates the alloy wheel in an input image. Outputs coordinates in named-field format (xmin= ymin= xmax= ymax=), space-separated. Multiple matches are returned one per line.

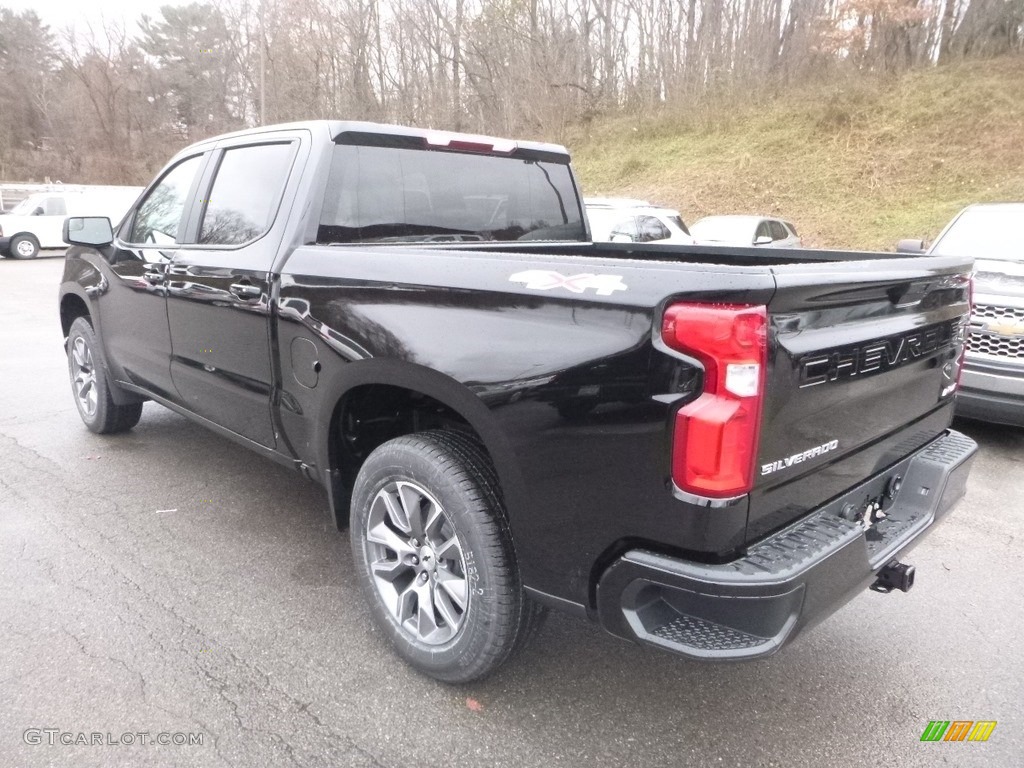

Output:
xmin=71 ymin=336 xmax=98 ymax=417
xmin=364 ymin=480 xmax=469 ymax=645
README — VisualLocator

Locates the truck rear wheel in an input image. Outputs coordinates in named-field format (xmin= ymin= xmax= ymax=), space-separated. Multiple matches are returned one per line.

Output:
xmin=350 ymin=430 xmax=540 ymax=683
xmin=67 ymin=317 xmax=143 ymax=434
xmin=9 ymin=234 xmax=40 ymax=259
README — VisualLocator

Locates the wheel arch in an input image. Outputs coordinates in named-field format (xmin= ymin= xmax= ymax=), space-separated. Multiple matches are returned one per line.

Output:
xmin=60 ymin=286 xmax=144 ymax=407
xmin=60 ymin=290 xmax=92 ymax=338
xmin=316 ymin=360 xmax=527 ymax=534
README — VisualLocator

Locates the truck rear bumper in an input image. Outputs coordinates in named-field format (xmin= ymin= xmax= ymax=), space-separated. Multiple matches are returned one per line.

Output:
xmin=596 ymin=429 xmax=977 ymax=660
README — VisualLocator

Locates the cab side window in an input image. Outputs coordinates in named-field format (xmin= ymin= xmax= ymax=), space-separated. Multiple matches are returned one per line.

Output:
xmin=769 ymin=220 xmax=788 ymax=241
xmin=755 ymin=221 xmax=772 ymax=242
xmin=198 ymin=143 xmax=295 ymax=246
xmin=128 ymin=155 xmax=204 ymax=245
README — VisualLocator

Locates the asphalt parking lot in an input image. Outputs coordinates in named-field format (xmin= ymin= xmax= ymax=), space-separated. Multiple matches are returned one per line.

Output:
xmin=2 ymin=255 xmax=1022 ymax=767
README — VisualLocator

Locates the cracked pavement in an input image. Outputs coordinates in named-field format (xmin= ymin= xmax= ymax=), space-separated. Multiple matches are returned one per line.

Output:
xmin=2 ymin=256 xmax=1022 ymax=767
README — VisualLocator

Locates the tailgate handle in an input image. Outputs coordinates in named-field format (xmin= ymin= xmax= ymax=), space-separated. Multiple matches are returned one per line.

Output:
xmin=887 ymin=282 xmax=931 ymax=308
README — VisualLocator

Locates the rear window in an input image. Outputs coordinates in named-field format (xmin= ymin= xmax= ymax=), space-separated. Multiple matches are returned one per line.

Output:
xmin=317 ymin=144 xmax=585 ymax=244
xmin=637 ymin=215 xmax=670 ymax=242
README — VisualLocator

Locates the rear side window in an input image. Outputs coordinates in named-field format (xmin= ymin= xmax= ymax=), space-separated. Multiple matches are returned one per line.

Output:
xmin=199 ymin=143 xmax=295 ymax=245
xmin=129 ymin=155 xmax=204 ymax=245
xmin=636 ymin=215 xmax=670 ymax=242
xmin=318 ymin=144 xmax=584 ymax=243
xmin=610 ymin=217 xmax=639 ymax=241
xmin=785 ymin=221 xmax=798 ymax=237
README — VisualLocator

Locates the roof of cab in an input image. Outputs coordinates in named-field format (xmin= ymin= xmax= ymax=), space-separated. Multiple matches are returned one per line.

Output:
xmin=177 ymin=119 xmax=571 ymax=160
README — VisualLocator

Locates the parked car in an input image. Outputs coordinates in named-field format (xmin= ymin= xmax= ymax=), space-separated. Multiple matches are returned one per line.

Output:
xmin=585 ymin=197 xmax=694 ymax=244
xmin=690 ymin=214 xmax=801 ymax=248
xmin=898 ymin=203 xmax=1023 ymax=427
xmin=0 ymin=186 xmax=142 ymax=259
xmin=59 ymin=120 xmax=975 ymax=682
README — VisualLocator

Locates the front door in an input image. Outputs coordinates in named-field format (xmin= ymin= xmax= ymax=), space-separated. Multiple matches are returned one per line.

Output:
xmin=99 ymin=153 xmax=208 ymax=401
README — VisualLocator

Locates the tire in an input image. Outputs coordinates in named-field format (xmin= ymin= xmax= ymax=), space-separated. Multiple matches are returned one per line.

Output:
xmin=350 ymin=429 xmax=542 ymax=683
xmin=67 ymin=317 xmax=143 ymax=434
xmin=9 ymin=234 xmax=40 ymax=259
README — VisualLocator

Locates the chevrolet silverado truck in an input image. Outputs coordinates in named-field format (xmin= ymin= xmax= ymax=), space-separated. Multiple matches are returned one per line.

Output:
xmin=59 ymin=121 xmax=977 ymax=683
xmin=900 ymin=202 xmax=1024 ymax=426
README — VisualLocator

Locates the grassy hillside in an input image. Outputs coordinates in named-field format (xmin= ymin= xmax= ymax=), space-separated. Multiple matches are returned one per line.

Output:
xmin=569 ymin=56 xmax=1024 ymax=251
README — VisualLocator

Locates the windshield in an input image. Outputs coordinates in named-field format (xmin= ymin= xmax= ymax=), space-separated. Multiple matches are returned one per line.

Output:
xmin=930 ymin=206 xmax=1022 ymax=262
xmin=318 ymin=144 xmax=585 ymax=244
xmin=690 ymin=216 xmax=755 ymax=242
xmin=10 ymin=195 xmax=46 ymax=215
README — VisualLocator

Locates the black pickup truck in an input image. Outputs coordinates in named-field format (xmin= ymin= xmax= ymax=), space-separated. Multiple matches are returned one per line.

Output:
xmin=59 ymin=121 xmax=977 ymax=683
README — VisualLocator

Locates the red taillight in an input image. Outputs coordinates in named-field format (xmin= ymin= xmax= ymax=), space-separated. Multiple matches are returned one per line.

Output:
xmin=662 ymin=303 xmax=767 ymax=498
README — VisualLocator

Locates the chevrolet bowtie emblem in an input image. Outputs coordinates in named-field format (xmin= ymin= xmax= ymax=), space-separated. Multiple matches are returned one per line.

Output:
xmin=985 ymin=319 xmax=1024 ymax=337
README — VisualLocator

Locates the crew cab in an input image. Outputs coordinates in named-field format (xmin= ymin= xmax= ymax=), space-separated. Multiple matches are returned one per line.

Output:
xmin=59 ymin=121 xmax=976 ymax=682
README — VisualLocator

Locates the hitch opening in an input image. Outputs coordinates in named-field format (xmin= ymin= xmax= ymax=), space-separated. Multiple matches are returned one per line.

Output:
xmin=871 ymin=560 xmax=915 ymax=594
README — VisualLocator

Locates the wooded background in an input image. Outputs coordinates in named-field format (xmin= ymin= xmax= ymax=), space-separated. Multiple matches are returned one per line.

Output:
xmin=1 ymin=0 xmax=1022 ymax=184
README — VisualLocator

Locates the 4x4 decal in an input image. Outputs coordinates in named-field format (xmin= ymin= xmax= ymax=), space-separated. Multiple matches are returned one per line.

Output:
xmin=509 ymin=270 xmax=627 ymax=296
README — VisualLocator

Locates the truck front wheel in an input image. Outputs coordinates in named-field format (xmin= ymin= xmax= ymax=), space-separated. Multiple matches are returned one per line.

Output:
xmin=9 ymin=234 xmax=40 ymax=259
xmin=350 ymin=430 xmax=540 ymax=683
xmin=67 ymin=317 xmax=143 ymax=434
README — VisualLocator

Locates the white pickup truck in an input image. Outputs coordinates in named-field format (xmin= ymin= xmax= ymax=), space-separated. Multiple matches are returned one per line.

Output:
xmin=1 ymin=186 xmax=142 ymax=259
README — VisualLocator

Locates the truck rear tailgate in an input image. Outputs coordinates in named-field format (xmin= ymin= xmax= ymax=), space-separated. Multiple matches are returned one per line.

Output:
xmin=748 ymin=256 xmax=972 ymax=541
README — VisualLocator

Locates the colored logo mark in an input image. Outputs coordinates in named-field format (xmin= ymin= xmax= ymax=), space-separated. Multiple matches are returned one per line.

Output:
xmin=920 ymin=720 xmax=996 ymax=742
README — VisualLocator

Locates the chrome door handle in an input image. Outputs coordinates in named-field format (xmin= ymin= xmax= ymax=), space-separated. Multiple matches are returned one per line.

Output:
xmin=229 ymin=283 xmax=261 ymax=299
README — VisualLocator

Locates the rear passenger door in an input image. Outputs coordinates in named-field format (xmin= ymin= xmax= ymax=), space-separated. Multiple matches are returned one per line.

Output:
xmin=165 ymin=135 xmax=302 ymax=447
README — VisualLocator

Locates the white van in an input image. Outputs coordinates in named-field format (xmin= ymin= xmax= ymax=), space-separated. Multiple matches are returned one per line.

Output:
xmin=0 ymin=186 xmax=142 ymax=259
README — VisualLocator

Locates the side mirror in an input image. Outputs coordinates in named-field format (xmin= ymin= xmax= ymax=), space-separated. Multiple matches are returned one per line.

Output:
xmin=896 ymin=238 xmax=926 ymax=254
xmin=754 ymin=235 xmax=772 ymax=245
xmin=64 ymin=216 xmax=114 ymax=247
